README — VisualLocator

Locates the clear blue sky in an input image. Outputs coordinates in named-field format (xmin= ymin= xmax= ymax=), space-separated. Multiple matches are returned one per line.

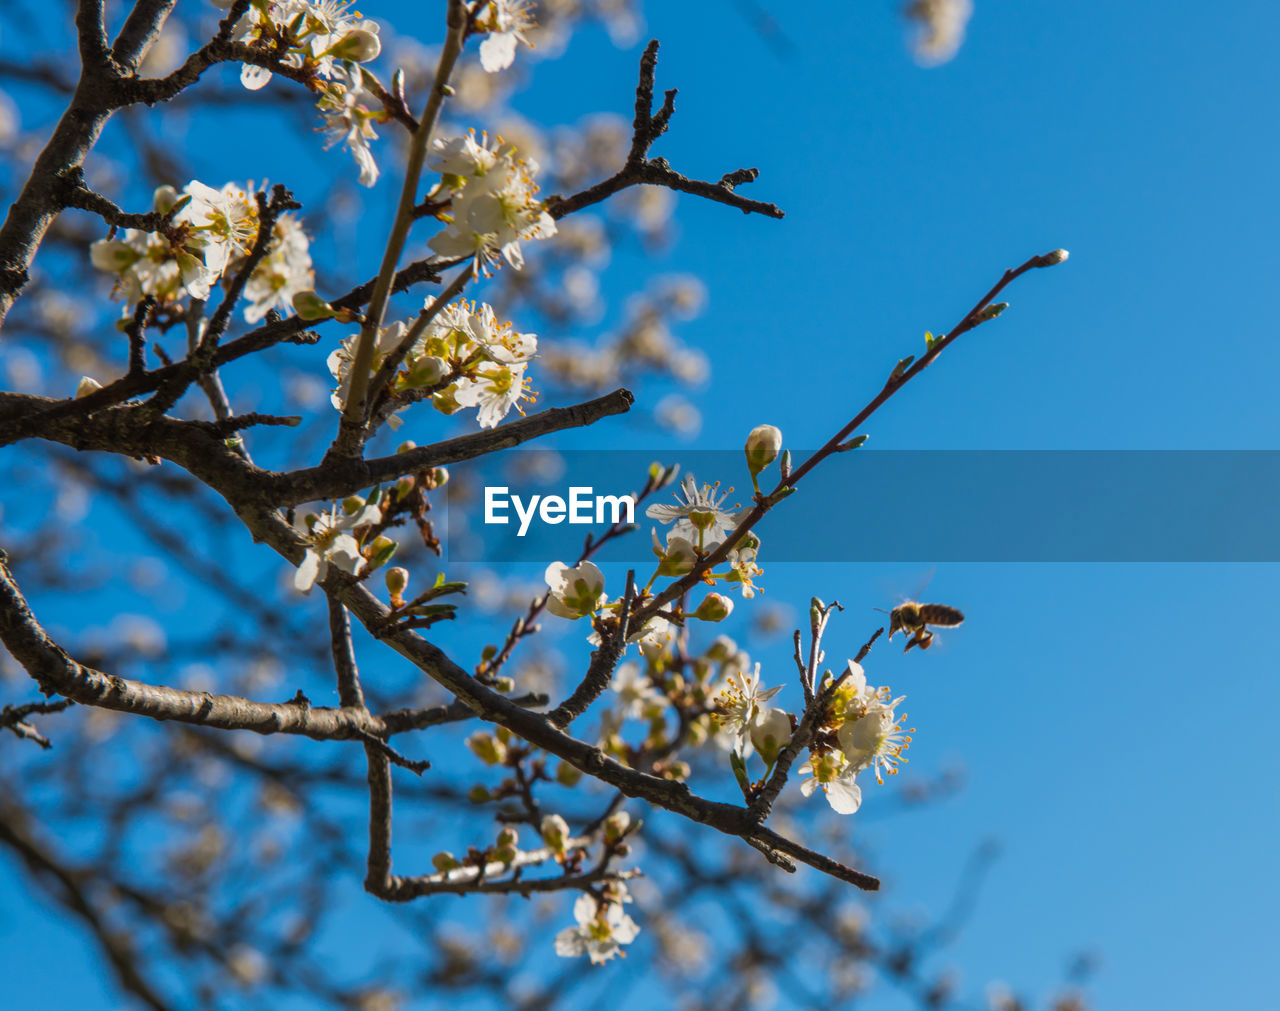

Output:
xmin=4 ymin=2 xmax=1279 ymax=1008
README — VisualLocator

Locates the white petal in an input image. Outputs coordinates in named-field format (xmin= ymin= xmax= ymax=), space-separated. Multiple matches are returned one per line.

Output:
xmin=479 ymin=33 xmax=518 ymax=73
xmin=826 ymin=774 xmax=863 ymax=815
xmin=294 ymin=550 xmax=321 ymax=593
xmin=241 ymin=64 xmax=273 ymax=90
xmin=554 ymin=927 xmax=587 ymax=958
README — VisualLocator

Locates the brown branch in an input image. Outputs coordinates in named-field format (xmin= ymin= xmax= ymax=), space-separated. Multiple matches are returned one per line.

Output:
xmin=544 ymin=40 xmax=784 ymax=222
xmin=272 ymin=387 xmax=636 ymax=506
xmin=0 ymin=551 xmax=491 ymax=741
xmin=1 ymin=699 xmax=74 ymax=749
xmin=111 ymin=0 xmax=180 ymax=72
xmin=547 ymin=570 xmax=637 ymax=728
xmin=632 ymin=249 xmax=1068 ymax=627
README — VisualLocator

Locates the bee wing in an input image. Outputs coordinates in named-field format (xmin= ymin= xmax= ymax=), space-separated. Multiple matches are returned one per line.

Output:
xmin=906 ymin=567 xmax=937 ymax=604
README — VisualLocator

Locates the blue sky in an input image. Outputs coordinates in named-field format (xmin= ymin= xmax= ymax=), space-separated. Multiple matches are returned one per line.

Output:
xmin=3 ymin=1 xmax=1279 ymax=1008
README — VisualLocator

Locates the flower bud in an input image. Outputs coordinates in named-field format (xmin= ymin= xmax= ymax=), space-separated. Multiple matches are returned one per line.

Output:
xmin=385 ymin=566 xmax=409 ymax=604
xmin=694 ymin=592 xmax=734 ymax=623
xmin=327 ymin=26 xmax=381 ymax=62
xmin=89 ymin=240 xmax=138 ymax=273
xmin=406 ymin=354 xmax=448 ymax=388
xmin=1042 ymin=248 xmax=1069 ymax=265
xmin=291 ymin=290 xmax=338 ymax=321
xmin=540 ymin=813 xmax=570 ymax=852
xmin=75 ymin=376 xmax=103 ymax=398
xmin=706 ymin=635 xmax=737 ymax=662
xmin=432 ymin=851 xmax=461 ymax=872
xmin=604 ymin=811 xmax=632 ymax=844
xmin=745 ymin=424 xmax=783 ymax=477
xmin=423 ymin=467 xmax=449 ymax=490
xmin=367 ymin=536 xmax=397 ymax=570
xmin=651 ymin=529 xmax=696 ymax=576
xmin=467 ymin=731 xmax=506 ymax=766
xmin=396 ymin=441 xmax=417 ymax=454
xmin=496 ymin=827 xmax=519 ymax=850
xmin=750 ymin=707 xmax=792 ymax=764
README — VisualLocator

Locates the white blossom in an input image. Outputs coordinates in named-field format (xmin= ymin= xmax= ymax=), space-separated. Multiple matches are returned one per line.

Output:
xmin=799 ymin=750 xmax=863 ymax=815
xmin=553 ymin=892 xmax=640 ymax=965
xmin=475 ymin=0 xmax=538 ymax=73
xmin=714 ymin=662 xmax=782 ymax=751
xmin=243 ymin=213 xmax=314 ymax=323
xmin=292 ymin=500 xmax=381 ymax=593
xmin=317 ymin=65 xmax=381 ymax=187
xmin=611 ymin=662 xmax=664 ymax=720
xmin=646 ymin=475 xmax=741 ymax=551
xmin=428 ymin=130 xmax=556 ymax=274
xmin=544 ymin=560 xmax=606 ymax=619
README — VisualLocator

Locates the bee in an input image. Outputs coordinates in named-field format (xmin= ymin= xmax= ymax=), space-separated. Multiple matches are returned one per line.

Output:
xmin=878 ymin=601 xmax=965 ymax=653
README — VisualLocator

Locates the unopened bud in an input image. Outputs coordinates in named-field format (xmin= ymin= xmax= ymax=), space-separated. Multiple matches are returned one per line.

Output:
xmin=89 ymin=240 xmax=138 ymax=273
xmin=603 ymin=811 xmax=632 ymax=844
xmin=977 ymin=302 xmax=1009 ymax=322
xmin=432 ymin=851 xmax=461 ymax=872
xmin=423 ymin=466 xmax=449 ymax=490
xmin=367 ymin=535 xmax=396 ymax=570
xmin=75 ymin=376 xmax=103 ymax=398
xmin=694 ymin=592 xmax=734 ymax=623
xmin=406 ymin=355 xmax=448 ymax=388
xmin=652 ymin=529 xmax=696 ymax=576
xmin=291 ymin=290 xmax=338 ymax=321
xmin=540 ymin=813 xmax=570 ymax=852
xmin=750 ymin=707 xmax=792 ymax=764
xmin=397 ymin=441 xmax=417 ymax=454
xmin=467 ymin=731 xmax=506 ymax=766
xmin=385 ymin=566 xmax=409 ymax=601
xmin=745 ymin=424 xmax=783 ymax=477
xmin=327 ymin=26 xmax=381 ymax=62
xmin=1041 ymin=248 xmax=1069 ymax=265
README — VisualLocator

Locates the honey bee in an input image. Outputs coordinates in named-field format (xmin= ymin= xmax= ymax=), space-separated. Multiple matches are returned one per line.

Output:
xmin=878 ymin=601 xmax=965 ymax=653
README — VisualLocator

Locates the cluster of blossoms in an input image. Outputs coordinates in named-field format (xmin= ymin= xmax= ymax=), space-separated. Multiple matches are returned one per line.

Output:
xmin=213 ymin=0 xmax=385 ymax=185
xmin=427 ymin=130 xmax=557 ymax=274
xmin=214 ymin=0 xmax=382 ymax=91
xmin=543 ymin=559 xmax=687 ymax=662
xmin=797 ymin=661 xmax=912 ymax=815
xmin=90 ymin=181 xmax=313 ymax=321
xmin=327 ymin=298 xmax=537 ymax=429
